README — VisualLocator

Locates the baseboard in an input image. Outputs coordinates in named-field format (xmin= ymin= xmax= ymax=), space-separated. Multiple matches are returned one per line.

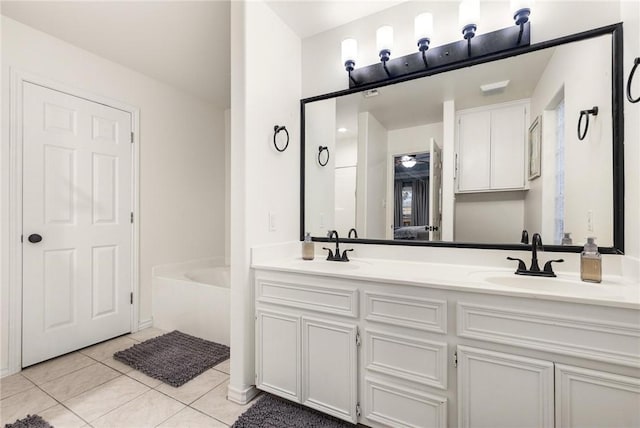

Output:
xmin=227 ymin=383 xmax=259 ymax=405
xmin=1 ymin=366 xmax=20 ymax=378
xmin=137 ymin=318 xmax=153 ymax=331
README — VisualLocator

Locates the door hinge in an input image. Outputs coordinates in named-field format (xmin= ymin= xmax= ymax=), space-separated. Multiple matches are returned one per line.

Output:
xmin=130 ymin=212 xmax=134 ymax=224
xmin=355 ymin=328 xmax=361 ymax=347
xmin=356 ymin=402 xmax=361 ymax=417
xmin=131 ymin=132 xmax=134 ymax=143
xmin=20 ymin=234 xmax=23 ymax=243
xmin=130 ymin=292 xmax=133 ymax=304
xmin=453 ymin=351 xmax=458 ymax=368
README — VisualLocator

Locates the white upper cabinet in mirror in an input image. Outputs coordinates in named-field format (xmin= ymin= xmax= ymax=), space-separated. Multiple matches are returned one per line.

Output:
xmin=301 ymin=26 xmax=624 ymax=253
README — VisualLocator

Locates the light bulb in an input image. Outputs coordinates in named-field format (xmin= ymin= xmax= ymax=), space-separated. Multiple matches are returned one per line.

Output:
xmin=414 ymin=13 xmax=434 ymax=44
xmin=511 ymin=0 xmax=533 ymax=16
xmin=376 ymin=26 xmax=394 ymax=53
xmin=341 ymin=38 xmax=357 ymax=66
xmin=510 ymin=0 xmax=533 ymax=25
xmin=459 ymin=0 xmax=480 ymax=32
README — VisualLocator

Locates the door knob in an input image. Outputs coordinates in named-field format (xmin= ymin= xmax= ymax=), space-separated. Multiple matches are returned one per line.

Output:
xmin=28 ymin=234 xmax=42 ymax=243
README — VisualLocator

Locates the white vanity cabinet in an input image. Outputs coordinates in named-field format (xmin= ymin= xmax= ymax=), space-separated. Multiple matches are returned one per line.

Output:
xmin=456 ymin=100 xmax=529 ymax=192
xmin=457 ymin=346 xmax=640 ymax=428
xmin=253 ymin=266 xmax=640 ymax=428
xmin=555 ymin=364 xmax=640 ymax=427
xmin=254 ymin=272 xmax=359 ymax=423
xmin=457 ymin=346 xmax=555 ymax=428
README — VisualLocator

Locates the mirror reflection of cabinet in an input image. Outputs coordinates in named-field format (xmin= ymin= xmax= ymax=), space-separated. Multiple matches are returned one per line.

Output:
xmin=456 ymin=100 xmax=529 ymax=193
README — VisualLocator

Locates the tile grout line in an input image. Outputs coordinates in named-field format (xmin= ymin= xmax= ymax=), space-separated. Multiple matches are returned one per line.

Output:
xmin=32 ymin=381 xmax=92 ymax=427
xmin=185 ymin=405 xmax=233 ymax=427
xmin=0 ymin=374 xmax=36 ymax=401
xmin=79 ymin=377 xmax=151 ymax=426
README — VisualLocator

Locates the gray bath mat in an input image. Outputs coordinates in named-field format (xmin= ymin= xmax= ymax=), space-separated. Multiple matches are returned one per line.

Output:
xmin=113 ymin=330 xmax=229 ymax=387
xmin=4 ymin=414 xmax=52 ymax=428
xmin=232 ymin=394 xmax=355 ymax=427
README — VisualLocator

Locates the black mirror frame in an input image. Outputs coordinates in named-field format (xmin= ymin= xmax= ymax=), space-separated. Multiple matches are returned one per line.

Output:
xmin=300 ymin=23 xmax=624 ymax=255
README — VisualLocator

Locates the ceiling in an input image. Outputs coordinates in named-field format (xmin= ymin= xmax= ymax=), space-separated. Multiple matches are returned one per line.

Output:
xmin=266 ymin=0 xmax=406 ymax=39
xmin=1 ymin=0 xmax=406 ymax=109
xmin=1 ymin=1 xmax=231 ymax=108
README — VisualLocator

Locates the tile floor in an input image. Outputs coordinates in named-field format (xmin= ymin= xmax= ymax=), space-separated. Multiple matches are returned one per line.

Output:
xmin=0 ymin=328 xmax=258 ymax=427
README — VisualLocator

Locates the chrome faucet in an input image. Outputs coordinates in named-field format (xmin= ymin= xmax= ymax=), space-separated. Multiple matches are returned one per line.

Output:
xmin=348 ymin=228 xmax=358 ymax=239
xmin=323 ymin=230 xmax=353 ymax=262
xmin=507 ymin=233 xmax=564 ymax=277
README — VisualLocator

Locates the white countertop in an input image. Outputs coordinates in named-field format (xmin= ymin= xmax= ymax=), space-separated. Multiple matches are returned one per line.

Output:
xmin=252 ymin=256 xmax=640 ymax=310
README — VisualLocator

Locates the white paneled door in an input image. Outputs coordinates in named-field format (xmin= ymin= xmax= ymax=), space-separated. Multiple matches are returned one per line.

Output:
xmin=22 ymin=82 xmax=133 ymax=367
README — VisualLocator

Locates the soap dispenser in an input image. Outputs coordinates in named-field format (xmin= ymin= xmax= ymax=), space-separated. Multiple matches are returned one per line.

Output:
xmin=302 ymin=233 xmax=314 ymax=260
xmin=580 ymin=237 xmax=601 ymax=283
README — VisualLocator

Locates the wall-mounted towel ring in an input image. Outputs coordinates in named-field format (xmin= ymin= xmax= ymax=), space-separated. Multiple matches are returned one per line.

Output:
xmin=273 ymin=125 xmax=289 ymax=152
xmin=318 ymin=146 xmax=330 ymax=166
xmin=577 ymin=106 xmax=598 ymax=141
xmin=627 ymin=57 xmax=640 ymax=103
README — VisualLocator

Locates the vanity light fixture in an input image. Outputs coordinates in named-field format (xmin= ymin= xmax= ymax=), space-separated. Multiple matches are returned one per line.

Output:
xmin=341 ymin=38 xmax=358 ymax=85
xmin=376 ymin=26 xmax=394 ymax=76
xmin=415 ymin=13 xmax=434 ymax=67
xmin=401 ymin=155 xmax=417 ymax=168
xmin=459 ymin=0 xmax=480 ymax=56
xmin=511 ymin=0 xmax=533 ymax=44
xmin=341 ymin=2 xmax=530 ymax=89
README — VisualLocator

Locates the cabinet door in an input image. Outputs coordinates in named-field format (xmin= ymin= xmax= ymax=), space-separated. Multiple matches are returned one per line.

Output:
xmin=302 ymin=317 xmax=358 ymax=423
xmin=256 ymin=310 xmax=300 ymax=402
xmin=457 ymin=111 xmax=491 ymax=192
xmin=458 ymin=345 xmax=554 ymax=428
xmin=491 ymin=104 xmax=526 ymax=189
xmin=556 ymin=364 xmax=640 ymax=428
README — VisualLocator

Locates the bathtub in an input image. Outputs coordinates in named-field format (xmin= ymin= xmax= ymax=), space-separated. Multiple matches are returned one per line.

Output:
xmin=152 ymin=259 xmax=230 ymax=346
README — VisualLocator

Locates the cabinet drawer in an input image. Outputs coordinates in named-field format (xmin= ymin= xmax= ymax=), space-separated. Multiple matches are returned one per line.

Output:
xmin=256 ymin=278 xmax=358 ymax=318
xmin=457 ymin=302 xmax=640 ymax=367
xmin=365 ymin=329 xmax=447 ymax=389
xmin=364 ymin=377 xmax=447 ymax=428
xmin=364 ymin=292 xmax=447 ymax=333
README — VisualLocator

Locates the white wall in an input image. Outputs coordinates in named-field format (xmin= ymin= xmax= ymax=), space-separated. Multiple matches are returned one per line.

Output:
xmin=229 ymin=0 xmax=301 ymax=402
xmin=1 ymin=16 xmax=225 ymax=374
xmin=304 ymin=99 xmax=336 ymax=236
xmin=357 ymin=112 xmax=387 ymax=239
xmin=526 ymin=37 xmax=613 ymax=246
xmin=455 ymin=192 xmax=526 ymax=243
xmin=388 ymin=122 xmax=444 ymax=156
xmin=334 ymin=137 xmax=357 ymax=237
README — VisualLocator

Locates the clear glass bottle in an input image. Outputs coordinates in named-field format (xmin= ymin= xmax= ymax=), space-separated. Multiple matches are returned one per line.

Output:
xmin=302 ymin=232 xmax=314 ymax=260
xmin=561 ymin=232 xmax=572 ymax=245
xmin=580 ymin=237 xmax=601 ymax=283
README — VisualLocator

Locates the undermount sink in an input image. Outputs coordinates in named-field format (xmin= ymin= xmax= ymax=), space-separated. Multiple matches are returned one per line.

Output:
xmin=468 ymin=270 xmax=590 ymax=291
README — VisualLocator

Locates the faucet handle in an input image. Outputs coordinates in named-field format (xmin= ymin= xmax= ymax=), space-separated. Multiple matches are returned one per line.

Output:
xmin=322 ymin=247 xmax=334 ymax=260
xmin=543 ymin=259 xmax=564 ymax=275
xmin=507 ymin=256 xmax=527 ymax=273
xmin=341 ymin=248 xmax=354 ymax=261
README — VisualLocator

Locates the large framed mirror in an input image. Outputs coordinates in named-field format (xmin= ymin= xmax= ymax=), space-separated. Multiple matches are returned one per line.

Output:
xmin=301 ymin=23 xmax=624 ymax=254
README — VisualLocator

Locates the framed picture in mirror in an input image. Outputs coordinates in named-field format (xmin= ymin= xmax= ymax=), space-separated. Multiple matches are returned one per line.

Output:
xmin=528 ymin=116 xmax=541 ymax=180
